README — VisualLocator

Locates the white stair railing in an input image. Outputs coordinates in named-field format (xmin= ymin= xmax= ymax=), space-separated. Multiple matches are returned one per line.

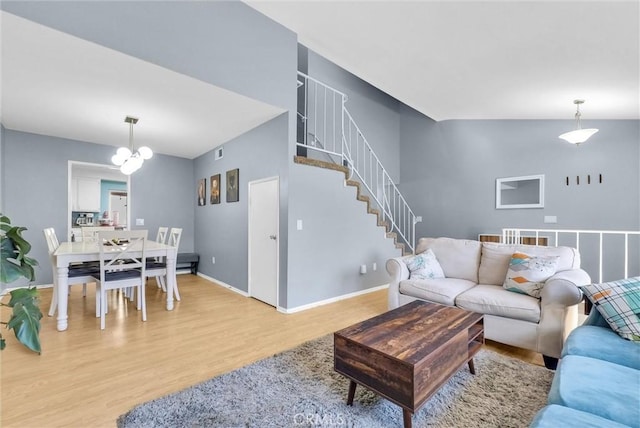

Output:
xmin=502 ymin=228 xmax=640 ymax=283
xmin=297 ymin=71 xmax=416 ymax=253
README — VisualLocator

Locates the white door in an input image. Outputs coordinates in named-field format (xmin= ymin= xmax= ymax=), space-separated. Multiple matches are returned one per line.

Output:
xmin=248 ymin=177 xmax=279 ymax=307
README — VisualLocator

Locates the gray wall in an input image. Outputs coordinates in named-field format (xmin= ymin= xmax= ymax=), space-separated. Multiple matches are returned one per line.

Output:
xmin=1 ymin=129 xmax=194 ymax=287
xmin=304 ymin=47 xmax=402 ymax=182
xmin=399 ymin=112 xmax=640 ymax=281
xmin=194 ymin=114 xmax=290 ymax=301
xmin=399 ymin=114 xmax=640 ymax=238
xmin=282 ymin=46 xmax=407 ymax=309
xmin=287 ymin=162 xmax=401 ymax=309
xmin=1 ymin=1 xmax=295 ymax=111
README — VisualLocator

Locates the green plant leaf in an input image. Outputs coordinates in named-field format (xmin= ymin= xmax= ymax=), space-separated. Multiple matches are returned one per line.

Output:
xmin=8 ymin=287 xmax=39 ymax=306
xmin=7 ymin=295 xmax=42 ymax=354
xmin=0 ymin=221 xmax=38 ymax=284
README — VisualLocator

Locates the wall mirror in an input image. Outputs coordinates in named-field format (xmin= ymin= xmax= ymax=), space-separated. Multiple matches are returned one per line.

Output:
xmin=496 ymin=174 xmax=544 ymax=209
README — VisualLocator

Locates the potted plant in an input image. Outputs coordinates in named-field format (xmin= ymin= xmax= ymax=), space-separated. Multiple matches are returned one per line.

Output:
xmin=0 ymin=214 xmax=42 ymax=353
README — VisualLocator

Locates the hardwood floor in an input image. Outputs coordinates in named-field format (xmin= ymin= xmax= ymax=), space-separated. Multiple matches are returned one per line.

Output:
xmin=0 ymin=275 xmax=542 ymax=427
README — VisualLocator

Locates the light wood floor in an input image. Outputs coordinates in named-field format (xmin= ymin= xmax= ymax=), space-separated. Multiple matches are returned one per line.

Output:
xmin=0 ymin=275 xmax=542 ymax=427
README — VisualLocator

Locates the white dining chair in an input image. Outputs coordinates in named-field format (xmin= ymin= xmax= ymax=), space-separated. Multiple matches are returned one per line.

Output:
xmin=151 ymin=226 xmax=169 ymax=289
xmin=146 ymin=227 xmax=182 ymax=300
xmin=43 ymin=227 xmax=100 ymax=317
xmin=91 ymin=229 xmax=148 ymax=330
xmin=81 ymin=226 xmax=115 ymax=242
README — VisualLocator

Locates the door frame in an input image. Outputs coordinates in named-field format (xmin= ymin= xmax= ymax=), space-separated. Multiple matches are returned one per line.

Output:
xmin=68 ymin=160 xmax=131 ymax=240
xmin=247 ymin=176 xmax=280 ymax=309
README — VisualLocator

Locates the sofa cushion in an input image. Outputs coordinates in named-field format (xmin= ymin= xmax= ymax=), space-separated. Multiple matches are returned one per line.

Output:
xmin=581 ymin=277 xmax=640 ymax=341
xmin=548 ymin=355 xmax=640 ymax=427
xmin=399 ymin=278 xmax=476 ymax=306
xmin=416 ymin=237 xmax=481 ymax=283
xmin=530 ymin=405 xmax=631 ymax=428
xmin=503 ymin=252 xmax=559 ymax=298
xmin=455 ymin=284 xmax=540 ymax=322
xmin=406 ymin=249 xmax=445 ymax=280
xmin=479 ymin=242 xmax=580 ymax=286
xmin=562 ymin=325 xmax=640 ymax=370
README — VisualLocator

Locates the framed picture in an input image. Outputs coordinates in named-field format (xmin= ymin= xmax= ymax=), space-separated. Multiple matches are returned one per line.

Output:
xmin=496 ymin=174 xmax=544 ymax=209
xmin=197 ymin=178 xmax=206 ymax=206
xmin=210 ymin=174 xmax=221 ymax=205
xmin=226 ymin=168 xmax=239 ymax=202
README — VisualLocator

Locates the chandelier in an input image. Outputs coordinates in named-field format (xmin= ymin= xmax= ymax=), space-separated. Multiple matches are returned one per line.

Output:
xmin=111 ymin=116 xmax=153 ymax=175
xmin=558 ymin=100 xmax=599 ymax=146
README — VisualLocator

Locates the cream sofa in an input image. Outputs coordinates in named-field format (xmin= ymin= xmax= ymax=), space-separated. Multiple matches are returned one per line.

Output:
xmin=386 ymin=237 xmax=591 ymax=368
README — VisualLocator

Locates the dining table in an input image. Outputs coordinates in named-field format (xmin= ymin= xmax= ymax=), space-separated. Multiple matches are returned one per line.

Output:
xmin=52 ymin=239 xmax=178 ymax=331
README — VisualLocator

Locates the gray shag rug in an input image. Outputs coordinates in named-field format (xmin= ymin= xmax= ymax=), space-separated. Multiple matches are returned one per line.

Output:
xmin=118 ymin=335 xmax=552 ymax=428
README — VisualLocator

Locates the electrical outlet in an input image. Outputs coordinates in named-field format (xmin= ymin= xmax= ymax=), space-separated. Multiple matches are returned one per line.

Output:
xmin=211 ymin=257 xmax=216 ymax=264
xmin=360 ymin=264 xmax=367 ymax=274
xmin=372 ymin=262 xmax=377 ymax=271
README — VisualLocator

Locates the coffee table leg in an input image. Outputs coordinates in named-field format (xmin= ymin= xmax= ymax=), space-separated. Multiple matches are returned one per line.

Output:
xmin=347 ymin=380 xmax=357 ymax=405
xmin=403 ymin=409 xmax=413 ymax=428
xmin=468 ymin=358 xmax=476 ymax=375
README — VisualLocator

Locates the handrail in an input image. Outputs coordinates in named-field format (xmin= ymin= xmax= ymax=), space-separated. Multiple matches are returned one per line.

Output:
xmin=297 ymin=71 xmax=416 ymax=253
xmin=502 ymin=227 xmax=640 ymax=283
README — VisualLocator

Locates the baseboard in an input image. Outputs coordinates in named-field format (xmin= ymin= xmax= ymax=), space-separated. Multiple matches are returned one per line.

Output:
xmin=196 ymin=272 xmax=249 ymax=297
xmin=277 ymin=284 xmax=389 ymax=314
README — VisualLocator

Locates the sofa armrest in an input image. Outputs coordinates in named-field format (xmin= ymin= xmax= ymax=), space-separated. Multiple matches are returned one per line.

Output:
xmin=537 ymin=268 xmax=591 ymax=358
xmin=386 ymin=256 xmax=412 ymax=309
xmin=540 ymin=269 xmax=591 ymax=307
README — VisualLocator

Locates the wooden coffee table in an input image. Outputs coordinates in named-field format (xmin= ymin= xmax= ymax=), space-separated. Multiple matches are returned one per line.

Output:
xmin=334 ymin=300 xmax=484 ymax=428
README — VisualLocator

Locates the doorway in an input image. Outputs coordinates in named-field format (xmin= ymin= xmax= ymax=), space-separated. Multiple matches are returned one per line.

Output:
xmin=248 ymin=177 xmax=279 ymax=307
xmin=109 ymin=191 xmax=128 ymax=227
xmin=68 ymin=161 xmax=130 ymax=239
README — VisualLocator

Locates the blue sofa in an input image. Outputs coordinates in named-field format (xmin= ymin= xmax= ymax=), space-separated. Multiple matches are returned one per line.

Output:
xmin=530 ymin=309 xmax=640 ymax=427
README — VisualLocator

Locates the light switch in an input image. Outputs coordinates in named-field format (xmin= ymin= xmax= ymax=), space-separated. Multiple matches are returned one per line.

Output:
xmin=544 ymin=216 xmax=557 ymax=224
xmin=136 ymin=218 xmax=144 ymax=226
xmin=296 ymin=219 xmax=303 ymax=230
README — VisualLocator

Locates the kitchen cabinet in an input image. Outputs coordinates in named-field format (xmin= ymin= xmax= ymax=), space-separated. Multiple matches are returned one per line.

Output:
xmin=72 ymin=177 xmax=101 ymax=212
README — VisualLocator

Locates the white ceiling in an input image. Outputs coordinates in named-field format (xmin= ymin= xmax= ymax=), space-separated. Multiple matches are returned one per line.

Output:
xmin=248 ymin=0 xmax=640 ymax=121
xmin=1 ymin=3 xmax=638 ymax=164
xmin=0 ymin=12 xmax=285 ymax=159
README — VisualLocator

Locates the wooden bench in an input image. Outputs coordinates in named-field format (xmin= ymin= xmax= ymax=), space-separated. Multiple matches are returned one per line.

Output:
xmin=176 ymin=253 xmax=199 ymax=275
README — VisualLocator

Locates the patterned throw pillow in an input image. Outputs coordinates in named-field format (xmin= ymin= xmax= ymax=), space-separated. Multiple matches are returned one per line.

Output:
xmin=581 ymin=277 xmax=640 ymax=341
xmin=503 ymin=252 xmax=559 ymax=298
xmin=406 ymin=249 xmax=445 ymax=280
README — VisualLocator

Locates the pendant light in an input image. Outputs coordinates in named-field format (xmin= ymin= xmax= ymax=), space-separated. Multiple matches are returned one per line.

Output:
xmin=111 ymin=116 xmax=153 ymax=175
xmin=558 ymin=100 xmax=598 ymax=145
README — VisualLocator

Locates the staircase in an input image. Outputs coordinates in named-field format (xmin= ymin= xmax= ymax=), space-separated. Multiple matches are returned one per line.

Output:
xmin=296 ymin=72 xmax=416 ymax=255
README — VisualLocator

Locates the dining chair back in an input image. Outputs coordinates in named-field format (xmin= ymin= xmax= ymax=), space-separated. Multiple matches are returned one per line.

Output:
xmin=168 ymin=227 xmax=183 ymax=249
xmin=156 ymin=227 xmax=169 ymax=244
xmin=150 ymin=227 xmax=169 ymax=289
xmin=146 ymin=227 xmax=183 ymax=300
xmin=92 ymin=229 xmax=148 ymax=330
xmin=81 ymin=226 xmax=115 ymax=242
xmin=43 ymin=227 xmax=98 ymax=317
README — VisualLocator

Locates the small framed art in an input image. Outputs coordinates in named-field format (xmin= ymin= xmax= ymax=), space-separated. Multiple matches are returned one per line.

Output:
xmin=226 ymin=169 xmax=239 ymax=203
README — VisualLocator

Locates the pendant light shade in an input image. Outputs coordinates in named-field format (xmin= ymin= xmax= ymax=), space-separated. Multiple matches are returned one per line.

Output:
xmin=111 ymin=116 xmax=153 ymax=175
xmin=559 ymin=100 xmax=598 ymax=145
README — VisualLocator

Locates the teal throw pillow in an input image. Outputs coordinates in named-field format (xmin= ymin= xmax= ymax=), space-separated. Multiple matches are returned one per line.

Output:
xmin=406 ymin=249 xmax=445 ymax=280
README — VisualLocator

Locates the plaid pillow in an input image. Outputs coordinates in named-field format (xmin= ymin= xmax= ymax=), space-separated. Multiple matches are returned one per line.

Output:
xmin=581 ymin=277 xmax=640 ymax=341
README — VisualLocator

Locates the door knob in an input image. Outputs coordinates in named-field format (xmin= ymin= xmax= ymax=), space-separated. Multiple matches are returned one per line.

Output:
xmin=269 ymin=235 xmax=277 ymax=240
